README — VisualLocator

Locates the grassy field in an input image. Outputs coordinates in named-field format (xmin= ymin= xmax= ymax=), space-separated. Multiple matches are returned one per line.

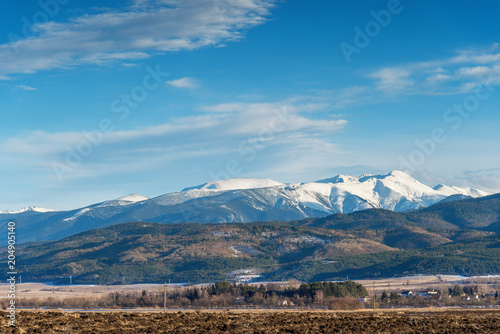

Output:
xmin=2 ymin=275 xmax=497 ymax=301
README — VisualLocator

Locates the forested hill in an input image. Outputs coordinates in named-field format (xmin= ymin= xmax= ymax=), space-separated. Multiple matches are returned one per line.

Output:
xmin=297 ymin=193 xmax=500 ymax=231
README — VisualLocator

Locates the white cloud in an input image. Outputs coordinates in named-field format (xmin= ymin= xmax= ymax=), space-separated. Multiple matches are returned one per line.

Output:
xmin=367 ymin=44 xmax=500 ymax=95
xmin=457 ymin=66 xmax=492 ymax=77
xmin=166 ymin=77 xmax=198 ymax=89
xmin=465 ymin=169 xmax=500 ymax=191
xmin=368 ymin=68 xmax=413 ymax=94
xmin=256 ymin=134 xmax=346 ymax=182
xmin=445 ymin=169 xmax=500 ymax=194
xmin=0 ymin=100 xmax=347 ymax=181
xmin=13 ymin=84 xmax=37 ymax=91
xmin=0 ymin=0 xmax=275 ymax=76
xmin=426 ymin=73 xmax=452 ymax=84
xmin=0 ymin=131 xmax=88 ymax=155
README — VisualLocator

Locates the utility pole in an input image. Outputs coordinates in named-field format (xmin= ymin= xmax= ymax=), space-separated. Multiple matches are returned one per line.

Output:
xmin=70 ymin=276 xmax=72 ymax=285
xmin=372 ymin=282 xmax=376 ymax=310
xmin=164 ymin=280 xmax=167 ymax=312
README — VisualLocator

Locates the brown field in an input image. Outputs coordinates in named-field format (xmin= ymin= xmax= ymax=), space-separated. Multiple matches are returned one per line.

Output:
xmin=1 ymin=309 xmax=500 ymax=333
xmin=0 ymin=283 xmax=174 ymax=300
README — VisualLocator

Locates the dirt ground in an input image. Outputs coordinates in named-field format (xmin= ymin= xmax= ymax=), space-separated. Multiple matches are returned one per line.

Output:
xmin=1 ymin=309 xmax=499 ymax=333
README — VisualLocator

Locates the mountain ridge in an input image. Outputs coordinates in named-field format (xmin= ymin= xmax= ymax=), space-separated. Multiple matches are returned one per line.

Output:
xmin=12 ymin=193 xmax=500 ymax=284
xmin=0 ymin=206 xmax=55 ymax=214
xmin=0 ymin=170 xmax=490 ymax=243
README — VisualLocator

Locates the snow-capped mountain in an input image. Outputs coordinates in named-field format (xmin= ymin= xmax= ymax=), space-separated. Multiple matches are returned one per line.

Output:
xmin=182 ymin=178 xmax=284 ymax=192
xmin=96 ymin=193 xmax=150 ymax=208
xmin=432 ymin=184 xmax=486 ymax=197
xmin=0 ymin=206 xmax=55 ymax=214
xmin=0 ymin=171 xmax=490 ymax=243
xmin=154 ymin=170 xmax=487 ymax=215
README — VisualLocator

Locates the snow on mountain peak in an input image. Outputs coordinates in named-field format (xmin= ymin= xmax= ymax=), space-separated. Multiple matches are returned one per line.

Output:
xmin=4 ymin=171 xmax=490 ymax=229
xmin=359 ymin=173 xmax=377 ymax=178
xmin=317 ymin=170 xmax=417 ymax=186
xmin=306 ymin=170 xmax=488 ymax=213
xmin=387 ymin=170 xmax=407 ymax=176
xmin=117 ymin=193 xmax=149 ymax=203
xmin=433 ymin=184 xmax=489 ymax=197
xmin=96 ymin=193 xmax=150 ymax=208
xmin=0 ymin=206 xmax=55 ymax=214
xmin=381 ymin=170 xmax=429 ymax=187
xmin=182 ymin=178 xmax=284 ymax=192
xmin=3 ymin=171 xmax=492 ymax=244
xmin=316 ymin=174 xmax=358 ymax=184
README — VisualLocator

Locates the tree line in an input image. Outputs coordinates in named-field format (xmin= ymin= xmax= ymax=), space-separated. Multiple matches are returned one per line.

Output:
xmin=9 ymin=281 xmax=368 ymax=310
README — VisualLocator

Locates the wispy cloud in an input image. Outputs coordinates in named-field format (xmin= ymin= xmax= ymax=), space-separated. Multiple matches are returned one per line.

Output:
xmin=13 ymin=84 xmax=37 ymax=91
xmin=0 ymin=0 xmax=274 ymax=76
xmin=367 ymin=44 xmax=500 ymax=95
xmin=166 ymin=77 xmax=198 ymax=89
xmin=368 ymin=68 xmax=413 ymax=95
xmin=0 ymin=100 xmax=347 ymax=181
xmin=457 ymin=168 xmax=500 ymax=194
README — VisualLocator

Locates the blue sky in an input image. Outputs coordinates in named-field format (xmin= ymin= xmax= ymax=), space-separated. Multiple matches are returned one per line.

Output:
xmin=1 ymin=0 xmax=500 ymax=210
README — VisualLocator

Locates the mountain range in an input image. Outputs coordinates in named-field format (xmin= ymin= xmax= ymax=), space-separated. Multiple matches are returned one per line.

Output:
xmin=0 ymin=170 xmax=489 ymax=243
xmin=13 ymin=193 xmax=500 ymax=284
